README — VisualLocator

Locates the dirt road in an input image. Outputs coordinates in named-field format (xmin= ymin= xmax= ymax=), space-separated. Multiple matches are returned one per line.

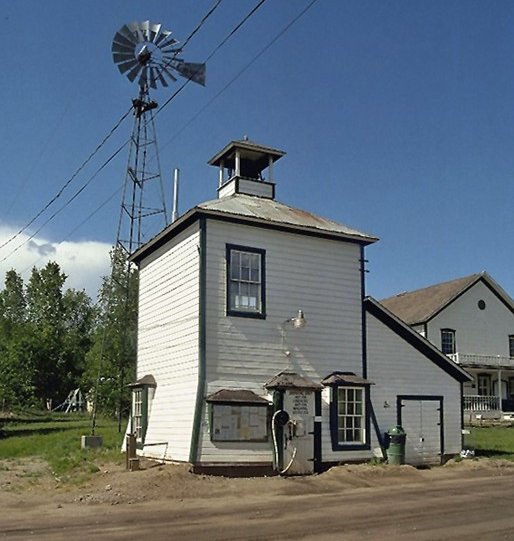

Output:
xmin=2 ymin=461 xmax=514 ymax=540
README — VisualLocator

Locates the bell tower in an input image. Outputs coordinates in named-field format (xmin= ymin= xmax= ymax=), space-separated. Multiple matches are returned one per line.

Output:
xmin=208 ymin=138 xmax=285 ymax=200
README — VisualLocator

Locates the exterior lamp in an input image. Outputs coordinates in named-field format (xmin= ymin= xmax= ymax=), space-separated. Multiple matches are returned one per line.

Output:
xmin=292 ymin=309 xmax=306 ymax=329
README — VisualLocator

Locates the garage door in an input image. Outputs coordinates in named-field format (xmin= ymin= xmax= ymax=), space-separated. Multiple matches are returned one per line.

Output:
xmin=398 ymin=396 xmax=443 ymax=466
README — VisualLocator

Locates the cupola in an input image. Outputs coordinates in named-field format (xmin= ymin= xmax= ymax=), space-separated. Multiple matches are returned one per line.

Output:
xmin=208 ymin=138 xmax=285 ymax=200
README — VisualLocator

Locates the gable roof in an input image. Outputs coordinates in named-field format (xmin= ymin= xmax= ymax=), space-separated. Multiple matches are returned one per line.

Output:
xmin=380 ymin=272 xmax=514 ymax=326
xmin=365 ymin=297 xmax=471 ymax=383
xmin=131 ymin=193 xmax=378 ymax=263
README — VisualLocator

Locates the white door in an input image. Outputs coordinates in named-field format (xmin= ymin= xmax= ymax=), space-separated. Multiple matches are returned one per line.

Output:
xmin=281 ymin=389 xmax=315 ymax=475
xmin=400 ymin=398 xmax=442 ymax=466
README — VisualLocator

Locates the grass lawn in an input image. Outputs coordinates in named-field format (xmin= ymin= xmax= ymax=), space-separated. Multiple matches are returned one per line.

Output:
xmin=0 ymin=414 xmax=125 ymax=483
xmin=471 ymin=426 xmax=514 ymax=460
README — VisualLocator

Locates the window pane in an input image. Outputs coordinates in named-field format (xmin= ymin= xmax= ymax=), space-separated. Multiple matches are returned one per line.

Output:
xmin=228 ymin=248 xmax=263 ymax=314
xmin=336 ymin=386 xmax=366 ymax=445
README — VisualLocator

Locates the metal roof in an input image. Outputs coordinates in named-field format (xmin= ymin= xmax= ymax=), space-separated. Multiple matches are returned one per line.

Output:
xmin=321 ymin=372 xmax=375 ymax=386
xmin=208 ymin=139 xmax=286 ymax=168
xmin=264 ymin=370 xmax=323 ymax=390
xmin=130 ymin=193 xmax=378 ymax=263
xmin=197 ymin=194 xmax=378 ymax=242
xmin=205 ymin=389 xmax=270 ymax=404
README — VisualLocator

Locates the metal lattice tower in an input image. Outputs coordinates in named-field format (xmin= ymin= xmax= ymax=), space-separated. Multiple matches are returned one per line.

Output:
xmin=112 ymin=20 xmax=206 ymax=255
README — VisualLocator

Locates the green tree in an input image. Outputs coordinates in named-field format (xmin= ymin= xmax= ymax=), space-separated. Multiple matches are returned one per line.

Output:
xmin=84 ymin=248 xmax=138 ymax=430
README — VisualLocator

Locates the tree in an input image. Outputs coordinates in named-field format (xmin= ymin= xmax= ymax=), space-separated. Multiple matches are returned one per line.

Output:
xmin=84 ymin=248 xmax=138 ymax=430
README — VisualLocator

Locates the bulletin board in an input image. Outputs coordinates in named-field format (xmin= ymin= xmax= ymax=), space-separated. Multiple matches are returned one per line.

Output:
xmin=210 ymin=404 xmax=269 ymax=442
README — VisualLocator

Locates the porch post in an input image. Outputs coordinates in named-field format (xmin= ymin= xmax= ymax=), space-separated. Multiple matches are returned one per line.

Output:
xmin=498 ymin=369 xmax=502 ymax=412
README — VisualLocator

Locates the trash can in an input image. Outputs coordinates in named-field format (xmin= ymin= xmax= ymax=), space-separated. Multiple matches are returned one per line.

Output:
xmin=387 ymin=425 xmax=406 ymax=465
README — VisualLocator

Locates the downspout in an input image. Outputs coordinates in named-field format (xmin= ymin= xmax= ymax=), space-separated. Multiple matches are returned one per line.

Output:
xmin=189 ymin=217 xmax=207 ymax=464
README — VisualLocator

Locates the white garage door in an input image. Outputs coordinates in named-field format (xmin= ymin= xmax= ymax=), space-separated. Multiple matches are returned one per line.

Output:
xmin=399 ymin=397 xmax=442 ymax=466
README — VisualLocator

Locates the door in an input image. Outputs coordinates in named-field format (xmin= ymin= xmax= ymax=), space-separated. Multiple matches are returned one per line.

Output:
xmin=398 ymin=396 xmax=443 ymax=466
xmin=281 ymin=389 xmax=315 ymax=475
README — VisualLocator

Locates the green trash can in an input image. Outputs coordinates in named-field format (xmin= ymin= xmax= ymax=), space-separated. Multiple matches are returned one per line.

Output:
xmin=387 ymin=425 xmax=406 ymax=465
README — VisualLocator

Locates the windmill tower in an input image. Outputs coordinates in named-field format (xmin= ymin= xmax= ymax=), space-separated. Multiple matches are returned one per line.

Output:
xmin=112 ymin=21 xmax=206 ymax=255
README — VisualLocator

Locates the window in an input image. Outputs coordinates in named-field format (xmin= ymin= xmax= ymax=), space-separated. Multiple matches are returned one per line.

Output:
xmin=129 ymin=375 xmax=156 ymax=447
xmin=337 ymin=387 xmax=365 ymax=444
xmin=226 ymin=244 xmax=265 ymax=318
xmin=477 ymin=373 xmax=491 ymax=396
xmin=441 ymin=329 xmax=456 ymax=355
xmin=509 ymin=335 xmax=514 ymax=358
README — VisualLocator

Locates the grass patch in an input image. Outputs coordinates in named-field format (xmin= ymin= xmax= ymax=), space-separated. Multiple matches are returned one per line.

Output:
xmin=472 ymin=426 xmax=514 ymax=460
xmin=0 ymin=414 xmax=126 ymax=483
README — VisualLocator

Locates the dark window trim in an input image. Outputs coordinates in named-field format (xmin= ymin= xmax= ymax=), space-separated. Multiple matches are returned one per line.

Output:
xmin=226 ymin=243 xmax=266 ymax=319
xmin=329 ymin=382 xmax=371 ymax=452
xmin=509 ymin=335 xmax=514 ymax=358
xmin=440 ymin=328 xmax=456 ymax=355
xmin=208 ymin=401 xmax=271 ymax=443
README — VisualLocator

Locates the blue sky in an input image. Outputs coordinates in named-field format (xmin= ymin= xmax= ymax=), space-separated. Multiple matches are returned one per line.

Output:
xmin=0 ymin=0 xmax=513 ymax=299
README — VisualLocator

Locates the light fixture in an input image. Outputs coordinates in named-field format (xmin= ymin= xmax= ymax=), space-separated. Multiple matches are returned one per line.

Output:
xmin=290 ymin=309 xmax=306 ymax=329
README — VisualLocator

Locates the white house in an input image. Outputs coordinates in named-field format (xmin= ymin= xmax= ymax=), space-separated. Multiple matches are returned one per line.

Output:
xmin=128 ymin=139 xmax=470 ymax=474
xmin=381 ymin=272 xmax=514 ymax=419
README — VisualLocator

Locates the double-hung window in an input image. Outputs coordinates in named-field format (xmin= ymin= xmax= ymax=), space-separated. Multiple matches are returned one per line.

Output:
xmin=509 ymin=335 xmax=514 ymax=358
xmin=129 ymin=375 xmax=156 ymax=448
xmin=337 ymin=387 xmax=365 ymax=445
xmin=226 ymin=244 xmax=265 ymax=318
xmin=441 ymin=329 xmax=456 ymax=355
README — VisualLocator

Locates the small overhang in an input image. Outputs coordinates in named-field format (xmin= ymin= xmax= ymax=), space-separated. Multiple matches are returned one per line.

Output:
xmin=205 ymin=389 xmax=270 ymax=405
xmin=264 ymin=370 xmax=323 ymax=391
xmin=321 ymin=372 xmax=375 ymax=386
xmin=127 ymin=374 xmax=156 ymax=388
xmin=208 ymin=139 xmax=286 ymax=171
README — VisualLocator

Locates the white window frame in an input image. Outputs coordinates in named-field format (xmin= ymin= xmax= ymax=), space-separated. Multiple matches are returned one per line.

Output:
xmin=226 ymin=244 xmax=265 ymax=318
xmin=441 ymin=329 xmax=456 ymax=355
xmin=336 ymin=386 xmax=365 ymax=445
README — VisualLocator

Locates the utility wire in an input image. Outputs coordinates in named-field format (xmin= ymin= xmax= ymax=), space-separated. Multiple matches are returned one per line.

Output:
xmin=159 ymin=0 xmax=319 ymax=153
xmin=155 ymin=0 xmax=268 ymax=117
xmin=0 ymin=108 xmax=132 ymax=254
xmin=1 ymin=142 xmax=128 ymax=264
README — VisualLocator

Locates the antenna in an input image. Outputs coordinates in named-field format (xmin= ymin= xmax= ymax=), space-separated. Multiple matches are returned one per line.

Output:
xmin=112 ymin=20 xmax=206 ymax=255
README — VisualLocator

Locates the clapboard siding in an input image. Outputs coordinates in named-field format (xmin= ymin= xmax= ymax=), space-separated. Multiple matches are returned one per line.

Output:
xmin=137 ymin=223 xmax=200 ymax=462
xmin=199 ymin=219 xmax=365 ymax=463
xmin=428 ymin=281 xmax=514 ymax=356
xmin=366 ymin=312 xmax=462 ymax=456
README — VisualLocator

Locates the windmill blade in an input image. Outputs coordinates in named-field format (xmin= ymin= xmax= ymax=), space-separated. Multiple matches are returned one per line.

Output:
xmin=138 ymin=65 xmax=149 ymax=88
xmin=149 ymin=23 xmax=162 ymax=43
xmin=126 ymin=62 xmax=144 ymax=83
xmin=154 ymin=67 xmax=169 ymax=88
xmin=154 ymin=29 xmax=171 ymax=47
xmin=140 ymin=20 xmax=150 ymax=42
xmin=117 ymin=58 xmax=139 ymax=75
xmin=112 ymin=40 xmax=135 ymax=55
xmin=117 ymin=24 xmax=139 ymax=44
xmin=113 ymin=51 xmax=135 ymax=64
xmin=127 ymin=22 xmax=144 ymax=43
xmin=113 ymin=31 xmax=137 ymax=51
xmin=159 ymin=33 xmax=178 ymax=52
xmin=160 ymin=63 xmax=178 ymax=83
xmin=175 ymin=62 xmax=206 ymax=86
xmin=148 ymin=67 xmax=158 ymax=90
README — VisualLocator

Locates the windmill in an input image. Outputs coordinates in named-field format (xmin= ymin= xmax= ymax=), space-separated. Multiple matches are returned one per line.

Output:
xmin=112 ymin=20 xmax=206 ymax=255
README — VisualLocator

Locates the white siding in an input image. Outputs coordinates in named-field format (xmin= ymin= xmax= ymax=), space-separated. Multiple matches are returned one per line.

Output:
xmin=367 ymin=312 xmax=462 ymax=459
xmin=137 ymin=223 xmax=200 ymax=462
xmin=198 ymin=219 xmax=367 ymax=464
xmin=428 ymin=281 xmax=514 ymax=356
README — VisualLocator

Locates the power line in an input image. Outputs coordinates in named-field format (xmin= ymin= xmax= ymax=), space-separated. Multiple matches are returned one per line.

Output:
xmin=0 ymin=108 xmax=132 ymax=255
xmin=155 ymin=0 xmax=268 ymax=117
xmin=159 ymin=0 xmax=319 ymax=153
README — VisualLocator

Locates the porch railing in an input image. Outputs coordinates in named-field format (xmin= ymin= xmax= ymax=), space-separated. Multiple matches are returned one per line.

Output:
xmin=449 ymin=353 xmax=514 ymax=367
xmin=463 ymin=395 xmax=501 ymax=412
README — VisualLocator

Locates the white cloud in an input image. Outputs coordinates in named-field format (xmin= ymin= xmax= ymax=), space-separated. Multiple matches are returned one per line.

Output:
xmin=0 ymin=226 xmax=112 ymax=299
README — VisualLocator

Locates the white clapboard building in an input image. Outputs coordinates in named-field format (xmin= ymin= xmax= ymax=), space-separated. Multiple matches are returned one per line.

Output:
xmin=128 ymin=139 xmax=471 ymax=474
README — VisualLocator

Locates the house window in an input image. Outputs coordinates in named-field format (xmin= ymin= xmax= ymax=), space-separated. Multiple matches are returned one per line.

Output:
xmin=226 ymin=244 xmax=265 ymax=318
xmin=509 ymin=335 xmax=514 ymax=358
xmin=477 ymin=374 xmax=491 ymax=397
xmin=337 ymin=387 xmax=365 ymax=444
xmin=129 ymin=375 xmax=156 ymax=447
xmin=441 ymin=329 xmax=456 ymax=355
